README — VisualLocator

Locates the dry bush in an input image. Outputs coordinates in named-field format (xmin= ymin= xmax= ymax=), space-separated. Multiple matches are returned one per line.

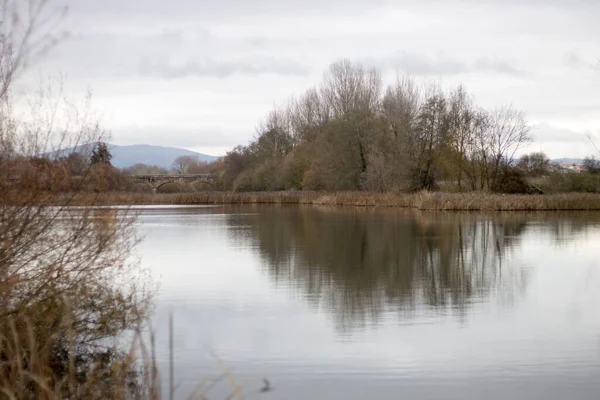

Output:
xmin=190 ymin=181 xmax=216 ymax=192
xmin=0 ymin=1 xmax=154 ymax=397
xmin=232 ymin=169 xmax=255 ymax=192
xmin=0 ymin=312 xmax=149 ymax=399
xmin=300 ymin=168 xmax=323 ymax=190
xmin=85 ymin=164 xmax=132 ymax=192
xmin=489 ymin=165 xmax=533 ymax=194
xmin=130 ymin=183 xmax=153 ymax=193
xmin=0 ymin=195 xmax=153 ymax=396
xmin=277 ymin=144 xmax=309 ymax=190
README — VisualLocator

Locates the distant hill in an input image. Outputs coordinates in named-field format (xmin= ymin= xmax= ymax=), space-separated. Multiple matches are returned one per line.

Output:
xmin=107 ymin=144 xmax=218 ymax=169
xmin=552 ymin=158 xmax=585 ymax=165
xmin=47 ymin=143 xmax=218 ymax=169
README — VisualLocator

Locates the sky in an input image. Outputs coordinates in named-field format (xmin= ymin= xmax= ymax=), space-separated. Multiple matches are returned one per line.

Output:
xmin=20 ymin=0 xmax=600 ymax=158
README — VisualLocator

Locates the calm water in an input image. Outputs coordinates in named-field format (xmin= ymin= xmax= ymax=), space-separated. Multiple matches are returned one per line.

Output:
xmin=135 ymin=205 xmax=600 ymax=399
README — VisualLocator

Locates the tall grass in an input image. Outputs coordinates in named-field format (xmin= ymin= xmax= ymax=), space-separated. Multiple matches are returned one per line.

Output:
xmin=0 ymin=312 xmax=270 ymax=399
xmin=61 ymin=191 xmax=600 ymax=211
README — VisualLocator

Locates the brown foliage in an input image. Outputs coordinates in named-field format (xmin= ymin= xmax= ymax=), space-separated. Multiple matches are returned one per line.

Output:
xmin=0 ymin=2 xmax=152 ymax=396
xmin=85 ymin=164 xmax=131 ymax=192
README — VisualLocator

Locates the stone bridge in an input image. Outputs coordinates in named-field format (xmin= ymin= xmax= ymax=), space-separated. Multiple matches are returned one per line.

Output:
xmin=131 ymin=174 xmax=216 ymax=191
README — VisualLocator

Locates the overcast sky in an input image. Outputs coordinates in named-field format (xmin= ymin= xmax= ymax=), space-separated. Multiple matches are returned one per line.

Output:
xmin=23 ymin=0 xmax=600 ymax=158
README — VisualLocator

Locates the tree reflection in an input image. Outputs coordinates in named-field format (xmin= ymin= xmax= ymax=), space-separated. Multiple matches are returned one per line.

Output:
xmin=227 ymin=207 xmax=600 ymax=333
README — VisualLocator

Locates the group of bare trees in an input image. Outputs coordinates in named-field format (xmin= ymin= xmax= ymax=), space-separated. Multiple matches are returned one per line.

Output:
xmin=120 ymin=155 xmax=218 ymax=177
xmin=222 ymin=59 xmax=532 ymax=192
xmin=170 ymin=155 xmax=216 ymax=174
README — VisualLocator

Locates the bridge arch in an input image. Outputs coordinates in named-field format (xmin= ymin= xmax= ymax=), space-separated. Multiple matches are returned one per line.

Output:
xmin=131 ymin=173 xmax=216 ymax=192
xmin=155 ymin=180 xmax=186 ymax=191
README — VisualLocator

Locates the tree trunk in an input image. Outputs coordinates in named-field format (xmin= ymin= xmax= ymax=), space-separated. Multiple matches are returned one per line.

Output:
xmin=359 ymin=141 xmax=367 ymax=173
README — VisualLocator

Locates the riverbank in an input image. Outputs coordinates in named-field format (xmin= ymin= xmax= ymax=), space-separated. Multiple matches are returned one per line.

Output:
xmin=61 ymin=191 xmax=600 ymax=211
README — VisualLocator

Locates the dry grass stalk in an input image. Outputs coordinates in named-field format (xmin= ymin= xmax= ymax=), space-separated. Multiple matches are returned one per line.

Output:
xmin=52 ymin=191 xmax=600 ymax=211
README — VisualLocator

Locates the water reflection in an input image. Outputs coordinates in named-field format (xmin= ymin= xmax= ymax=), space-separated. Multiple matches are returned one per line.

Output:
xmin=228 ymin=207 xmax=600 ymax=332
xmin=136 ymin=206 xmax=600 ymax=399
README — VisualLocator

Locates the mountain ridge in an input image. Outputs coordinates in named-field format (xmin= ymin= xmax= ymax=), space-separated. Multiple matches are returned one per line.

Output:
xmin=50 ymin=143 xmax=219 ymax=169
xmin=108 ymin=144 xmax=218 ymax=169
xmin=551 ymin=158 xmax=585 ymax=164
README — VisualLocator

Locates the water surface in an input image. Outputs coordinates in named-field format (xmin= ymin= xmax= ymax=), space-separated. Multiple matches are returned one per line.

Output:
xmin=136 ymin=205 xmax=600 ymax=399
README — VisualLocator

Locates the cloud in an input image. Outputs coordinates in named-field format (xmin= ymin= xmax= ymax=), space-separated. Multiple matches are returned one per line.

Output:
xmin=72 ymin=0 xmax=600 ymax=20
xmin=379 ymin=52 xmax=467 ymax=75
xmin=137 ymin=56 xmax=311 ymax=79
xmin=111 ymin=125 xmax=245 ymax=149
xmin=530 ymin=124 xmax=589 ymax=143
xmin=562 ymin=51 xmax=598 ymax=70
xmin=40 ymin=28 xmax=299 ymax=80
xmin=72 ymin=0 xmax=395 ymax=21
xmin=473 ymin=57 xmax=525 ymax=75
xmin=371 ymin=51 xmax=524 ymax=76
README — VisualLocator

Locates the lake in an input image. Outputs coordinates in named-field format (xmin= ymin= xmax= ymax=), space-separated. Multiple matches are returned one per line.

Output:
xmin=135 ymin=205 xmax=600 ymax=399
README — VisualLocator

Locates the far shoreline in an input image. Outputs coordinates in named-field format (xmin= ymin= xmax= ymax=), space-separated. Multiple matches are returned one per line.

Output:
xmin=55 ymin=191 xmax=600 ymax=212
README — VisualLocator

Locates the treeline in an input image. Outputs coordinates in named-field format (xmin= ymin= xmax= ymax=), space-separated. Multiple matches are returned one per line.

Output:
xmin=2 ymin=144 xmax=226 ymax=194
xmin=122 ymin=155 xmax=222 ymax=176
xmin=1 ymin=142 xmax=132 ymax=192
xmin=219 ymin=59 xmax=536 ymax=193
xmin=6 ymin=59 xmax=600 ymax=195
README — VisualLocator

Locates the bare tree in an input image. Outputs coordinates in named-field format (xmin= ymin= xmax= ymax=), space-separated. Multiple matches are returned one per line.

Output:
xmin=288 ymin=86 xmax=329 ymax=142
xmin=486 ymin=106 xmax=531 ymax=188
xmin=517 ymin=151 xmax=550 ymax=176
xmin=320 ymin=59 xmax=382 ymax=182
xmin=171 ymin=155 xmax=198 ymax=174
xmin=586 ymin=131 xmax=600 ymax=157
xmin=123 ymin=162 xmax=168 ymax=175
xmin=446 ymin=85 xmax=475 ymax=190
xmin=409 ymin=86 xmax=449 ymax=190
xmin=172 ymin=155 xmax=188 ymax=174
xmin=0 ymin=1 xmax=151 ymax=397
xmin=16 ymin=76 xmax=105 ymax=160
xmin=253 ymin=107 xmax=295 ymax=159
xmin=321 ymin=59 xmax=382 ymax=119
xmin=372 ymin=74 xmax=421 ymax=191
xmin=382 ymin=74 xmax=420 ymax=140
xmin=470 ymin=109 xmax=492 ymax=190
xmin=583 ymin=156 xmax=600 ymax=174
xmin=0 ymin=0 xmax=68 ymax=100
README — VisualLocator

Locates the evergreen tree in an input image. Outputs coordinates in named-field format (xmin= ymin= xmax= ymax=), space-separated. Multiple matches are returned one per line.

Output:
xmin=90 ymin=141 xmax=112 ymax=165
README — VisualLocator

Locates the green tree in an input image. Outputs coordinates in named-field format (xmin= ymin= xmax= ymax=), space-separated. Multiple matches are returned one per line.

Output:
xmin=90 ymin=141 xmax=112 ymax=165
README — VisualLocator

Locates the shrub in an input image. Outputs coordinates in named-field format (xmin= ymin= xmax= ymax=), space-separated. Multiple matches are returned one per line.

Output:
xmin=86 ymin=164 xmax=132 ymax=192
xmin=490 ymin=166 xmax=532 ymax=194
xmin=232 ymin=169 xmax=256 ymax=192
xmin=540 ymin=172 xmax=600 ymax=193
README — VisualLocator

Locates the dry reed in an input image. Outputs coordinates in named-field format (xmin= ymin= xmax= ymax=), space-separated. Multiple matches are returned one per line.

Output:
xmin=0 ymin=312 xmax=269 ymax=399
xmin=56 ymin=191 xmax=600 ymax=211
